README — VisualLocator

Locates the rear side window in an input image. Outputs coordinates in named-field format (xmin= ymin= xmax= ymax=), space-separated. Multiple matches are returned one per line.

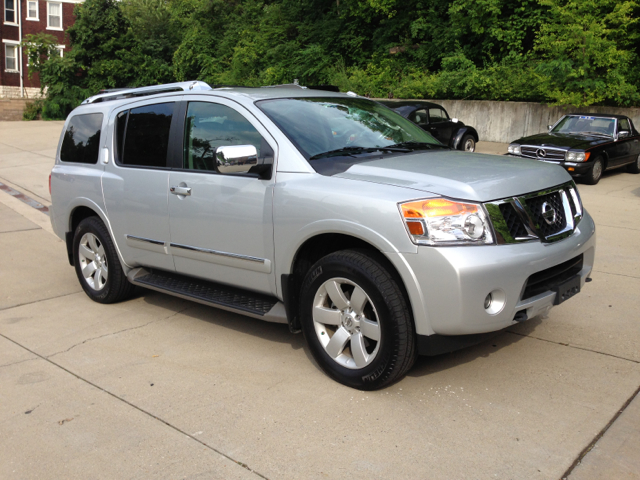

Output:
xmin=119 ymin=103 xmax=174 ymax=168
xmin=60 ymin=113 xmax=103 ymax=164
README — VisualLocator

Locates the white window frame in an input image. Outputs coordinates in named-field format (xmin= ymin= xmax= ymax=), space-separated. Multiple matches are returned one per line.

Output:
xmin=4 ymin=0 xmax=18 ymax=25
xmin=55 ymin=44 xmax=65 ymax=57
xmin=26 ymin=0 xmax=39 ymax=20
xmin=3 ymin=40 xmax=20 ymax=72
xmin=46 ymin=1 xmax=63 ymax=30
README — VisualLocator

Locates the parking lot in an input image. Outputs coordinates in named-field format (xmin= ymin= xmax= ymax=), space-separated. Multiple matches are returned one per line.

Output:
xmin=1 ymin=120 xmax=639 ymax=479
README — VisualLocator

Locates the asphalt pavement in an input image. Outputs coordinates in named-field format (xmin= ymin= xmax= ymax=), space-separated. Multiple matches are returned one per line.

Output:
xmin=1 ymin=123 xmax=639 ymax=480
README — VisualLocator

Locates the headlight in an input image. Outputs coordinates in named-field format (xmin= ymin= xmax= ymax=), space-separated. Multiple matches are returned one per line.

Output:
xmin=508 ymin=144 xmax=521 ymax=155
xmin=565 ymin=151 xmax=589 ymax=162
xmin=399 ymin=198 xmax=494 ymax=245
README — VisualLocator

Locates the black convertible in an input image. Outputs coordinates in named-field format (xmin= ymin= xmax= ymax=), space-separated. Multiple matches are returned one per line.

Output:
xmin=380 ymin=101 xmax=479 ymax=152
xmin=507 ymin=114 xmax=640 ymax=185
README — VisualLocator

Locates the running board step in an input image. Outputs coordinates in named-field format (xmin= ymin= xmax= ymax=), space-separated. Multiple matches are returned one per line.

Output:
xmin=127 ymin=268 xmax=287 ymax=324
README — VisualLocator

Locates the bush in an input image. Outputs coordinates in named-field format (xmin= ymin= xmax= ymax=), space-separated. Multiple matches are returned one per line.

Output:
xmin=22 ymin=99 xmax=44 ymax=121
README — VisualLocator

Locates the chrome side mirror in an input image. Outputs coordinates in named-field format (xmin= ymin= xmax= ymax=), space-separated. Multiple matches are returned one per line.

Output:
xmin=215 ymin=145 xmax=258 ymax=174
xmin=618 ymin=130 xmax=630 ymax=139
xmin=451 ymin=118 xmax=459 ymax=123
xmin=548 ymin=125 xmax=553 ymax=132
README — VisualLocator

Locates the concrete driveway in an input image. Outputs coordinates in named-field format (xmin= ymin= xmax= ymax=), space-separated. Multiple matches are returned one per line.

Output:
xmin=1 ymin=122 xmax=639 ymax=479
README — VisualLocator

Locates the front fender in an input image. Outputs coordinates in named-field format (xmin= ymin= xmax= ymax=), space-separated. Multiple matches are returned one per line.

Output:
xmin=451 ymin=126 xmax=479 ymax=149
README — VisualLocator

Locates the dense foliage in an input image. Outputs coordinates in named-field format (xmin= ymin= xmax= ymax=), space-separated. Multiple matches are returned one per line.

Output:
xmin=22 ymin=0 xmax=640 ymax=119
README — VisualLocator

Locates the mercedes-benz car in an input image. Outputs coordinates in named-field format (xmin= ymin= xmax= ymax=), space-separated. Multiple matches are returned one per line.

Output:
xmin=49 ymin=82 xmax=595 ymax=390
xmin=507 ymin=114 xmax=640 ymax=185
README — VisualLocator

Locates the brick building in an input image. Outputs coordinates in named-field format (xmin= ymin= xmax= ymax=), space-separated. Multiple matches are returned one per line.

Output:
xmin=1 ymin=0 xmax=81 ymax=98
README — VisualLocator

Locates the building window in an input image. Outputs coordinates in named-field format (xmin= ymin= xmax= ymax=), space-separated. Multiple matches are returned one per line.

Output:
xmin=47 ymin=2 xmax=62 ymax=30
xmin=4 ymin=0 xmax=16 ymax=23
xmin=27 ymin=0 xmax=39 ymax=20
xmin=55 ymin=45 xmax=65 ymax=57
xmin=5 ymin=44 xmax=18 ymax=71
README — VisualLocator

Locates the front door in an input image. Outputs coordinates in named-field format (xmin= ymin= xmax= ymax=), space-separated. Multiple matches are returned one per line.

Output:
xmin=427 ymin=107 xmax=454 ymax=145
xmin=167 ymin=98 xmax=277 ymax=295
xmin=103 ymin=100 xmax=179 ymax=272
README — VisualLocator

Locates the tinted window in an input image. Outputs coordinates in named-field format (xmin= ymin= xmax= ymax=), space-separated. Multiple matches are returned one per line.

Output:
xmin=618 ymin=118 xmax=630 ymax=132
xmin=409 ymin=109 xmax=428 ymax=125
xmin=184 ymin=102 xmax=271 ymax=172
xmin=121 ymin=103 xmax=174 ymax=168
xmin=60 ymin=113 xmax=103 ymax=164
xmin=429 ymin=108 xmax=448 ymax=123
xmin=115 ymin=110 xmax=128 ymax=163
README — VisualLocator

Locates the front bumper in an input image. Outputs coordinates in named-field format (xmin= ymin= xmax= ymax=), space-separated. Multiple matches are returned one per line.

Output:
xmin=504 ymin=153 xmax=592 ymax=175
xmin=392 ymin=210 xmax=596 ymax=336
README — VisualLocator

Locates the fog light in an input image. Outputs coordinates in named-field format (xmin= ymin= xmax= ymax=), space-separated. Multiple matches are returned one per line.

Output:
xmin=484 ymin=289 xmax=506 ymax=315
xmin=568 ymin=167 xmax=575 ymax=171
xmin=484 ymin=293 xmax=492 ymax=309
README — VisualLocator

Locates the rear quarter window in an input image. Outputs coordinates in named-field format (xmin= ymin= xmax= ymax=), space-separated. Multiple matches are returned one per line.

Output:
xmin=60 ymin=113 xmax=103 ymax=164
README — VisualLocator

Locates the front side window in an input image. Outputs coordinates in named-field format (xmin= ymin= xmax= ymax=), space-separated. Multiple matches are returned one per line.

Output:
xmin=5 ymin=44 xmax=17 ymax=71
xmin=429 ymin=108 xmax=448 ymax=123
xmin=618 ymin=118 xmax=630 ymax=132
xmin=60 ymin=113 xmax=103 ymax=164
xmin=47 ymin=1 xmax=62 ymax=29
xmin=5 ymin=0 xmax=15 ymax=23
xmin=27 ymin=0 xmax=38 ymax=19
xmin=183 ymin=102 xmax=271 ymax=172
xmin=409 ymin=109 xmax=428 ymax=125
xmin=119 ymin=103 xmax=174 ymax=168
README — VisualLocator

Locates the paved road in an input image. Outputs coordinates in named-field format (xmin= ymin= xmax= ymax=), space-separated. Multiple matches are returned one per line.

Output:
xmin=1 ymin=122 xmax=639 ymax=479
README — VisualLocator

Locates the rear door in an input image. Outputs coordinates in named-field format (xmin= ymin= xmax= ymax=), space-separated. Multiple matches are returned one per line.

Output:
xmin=167 ymin=97 xmax=277 ymax=295
xmin=102 ymin=98 xmax=180 ymax=272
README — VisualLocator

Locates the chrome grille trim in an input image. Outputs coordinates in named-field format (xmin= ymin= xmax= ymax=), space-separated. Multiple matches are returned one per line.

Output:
xmin=520 ymin=145 xmax=566 ymax=161
xmin=485 ymin=181 xmax=582 ymax=244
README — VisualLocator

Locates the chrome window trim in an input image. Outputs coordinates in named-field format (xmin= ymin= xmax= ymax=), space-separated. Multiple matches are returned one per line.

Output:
xmin=169 ymin=243 xmax=266 ymax=264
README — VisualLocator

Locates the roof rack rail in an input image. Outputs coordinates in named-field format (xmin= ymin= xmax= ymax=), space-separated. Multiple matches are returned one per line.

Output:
xmin=81 ymin=81 xmax=211 ymax=105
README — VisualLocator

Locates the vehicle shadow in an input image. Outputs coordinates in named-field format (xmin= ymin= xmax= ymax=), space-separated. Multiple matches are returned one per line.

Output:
xmin=407 ymin=317 xmax=544 ymax=379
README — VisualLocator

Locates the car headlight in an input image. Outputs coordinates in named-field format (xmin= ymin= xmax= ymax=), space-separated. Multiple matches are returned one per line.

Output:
xmin=399 ymin=198 xmax=494 ymax=245
xmin=565 ymin=151 xmax=590 ymax=162
xmin=508 ymin=144 xmax=521 ymax=155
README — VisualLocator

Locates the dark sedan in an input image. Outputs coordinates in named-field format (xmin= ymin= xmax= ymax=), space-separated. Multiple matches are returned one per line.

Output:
xmin=507 ymin=114 xmax=640 ymax=185
xmin=380 ymin=101 xmax=479 ymax=152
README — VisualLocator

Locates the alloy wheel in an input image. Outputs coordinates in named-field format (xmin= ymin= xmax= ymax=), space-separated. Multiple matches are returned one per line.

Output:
xmin=312 ymin=277 xmax=381 ymax=369
xmin=78 ymin=232 xmax=108 ymax=291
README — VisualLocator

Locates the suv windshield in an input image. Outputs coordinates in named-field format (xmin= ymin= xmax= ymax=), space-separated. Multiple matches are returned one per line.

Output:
xmin=552 ymin=115 xmax=616 ymax=137
xmin=256 ymin=97 xmax=442 ymax=160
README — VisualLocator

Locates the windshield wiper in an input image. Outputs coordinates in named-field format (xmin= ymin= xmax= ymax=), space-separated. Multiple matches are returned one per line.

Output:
xmin=309 ymin=146 xmax=410 ymax=160
xmin=387 ymin=141 xmax=449 ymax=150
xmin=577 ymin=131 xmax=611 ymax=137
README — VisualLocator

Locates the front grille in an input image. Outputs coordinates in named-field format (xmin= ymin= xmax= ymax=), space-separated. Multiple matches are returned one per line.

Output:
xmin=499 ymin=203 xmax=528 ymax=239
xmin=526 ymin=191 xmax=566 ymax=238
xmin=521 ymin=146 xmax=565 ymax=161
xmin=522 ymin=254 xmax=583 ymax=300
xmin=485 ymin=181 xmax=582 ymax=244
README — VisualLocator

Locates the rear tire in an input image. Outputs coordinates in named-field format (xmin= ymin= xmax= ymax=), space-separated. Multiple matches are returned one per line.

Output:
xmin=299 ymin=250 xmax=417 ymax=390
xmin=627 ymin=153 xmax=640 ymax=174
xmin=73 ymin=216 xmax=135 ymax=304
xmin=460 ymin=135 xmax=476 ymax=152
xmin=583 ymin=157 xmax=603 ymax=185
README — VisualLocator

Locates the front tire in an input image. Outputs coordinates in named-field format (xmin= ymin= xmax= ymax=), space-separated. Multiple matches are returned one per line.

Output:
xmin=627 ymin=153 xmax=640 ymax=174
xmin=460 ymin=135 xmax=476 ymax=152
xmin=299 ymin=250 xmax=417 ymax=390
xmin=584 ymin=157 xmax=603 ymax=185
xmin=73 ymin=216 xmax=135 ymax=304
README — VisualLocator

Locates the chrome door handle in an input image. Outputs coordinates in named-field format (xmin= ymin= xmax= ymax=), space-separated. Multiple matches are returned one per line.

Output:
xmin=170 ymin=186 xmax=192 ymax=196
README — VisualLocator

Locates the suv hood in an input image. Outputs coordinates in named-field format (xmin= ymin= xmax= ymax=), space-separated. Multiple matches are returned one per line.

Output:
xmin=514 ymin=132 xmax=610 ymax=150
xmin=334 ymin=151 xmax=571 ymax=202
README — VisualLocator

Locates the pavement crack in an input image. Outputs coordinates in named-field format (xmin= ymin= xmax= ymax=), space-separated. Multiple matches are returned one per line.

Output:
xmin=46 ymin=306 xmax=193 ymax=359
xmin=0 ymin=331 xmax=270 ymax=480
xmin=561 ymin=383 xmax=640 ymax=479
xmin=507 ymin=331 xmax=640 ymax=364
xmin=0 ymin=357 xmax=38 ymax=369
xmin=592 ymin=269 xmax=640 ymax=280
xmin=0 ymin=291 xmax=81 ymax=312
xmin=0 ymin=227 xmax=42 ymax=234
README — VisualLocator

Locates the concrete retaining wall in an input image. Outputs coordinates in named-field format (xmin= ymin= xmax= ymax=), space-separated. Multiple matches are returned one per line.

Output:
xmin=380 ymin=98 xmax=640 ymax=144
xmin=0 ymin=98 xmax=30 ymax=121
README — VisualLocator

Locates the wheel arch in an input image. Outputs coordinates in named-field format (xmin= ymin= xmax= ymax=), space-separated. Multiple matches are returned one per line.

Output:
xmin=451 ymin=126 xmax=478 ymax=149
xmin=281 ymin=231 xmax=419 ymax=334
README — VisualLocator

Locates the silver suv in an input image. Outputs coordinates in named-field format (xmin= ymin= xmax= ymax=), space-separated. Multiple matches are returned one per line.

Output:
xmin=50 ymin=82 xmax=596 ymax=390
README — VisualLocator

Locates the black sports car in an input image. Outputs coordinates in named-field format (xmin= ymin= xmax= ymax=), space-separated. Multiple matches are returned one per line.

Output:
xmin=507 ymin=114 xmax=640 ymax=185
xmin=380 ymin=101 xmax=479 ymax=152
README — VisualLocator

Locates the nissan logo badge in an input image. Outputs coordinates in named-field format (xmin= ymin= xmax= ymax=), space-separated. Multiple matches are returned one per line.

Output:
xmin=541 ymin=202 xmax=557 ymax=225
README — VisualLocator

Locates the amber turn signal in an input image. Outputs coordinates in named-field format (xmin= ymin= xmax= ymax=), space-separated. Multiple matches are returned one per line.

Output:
xmin=401 ymin=198 xmax=478 ymax=219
